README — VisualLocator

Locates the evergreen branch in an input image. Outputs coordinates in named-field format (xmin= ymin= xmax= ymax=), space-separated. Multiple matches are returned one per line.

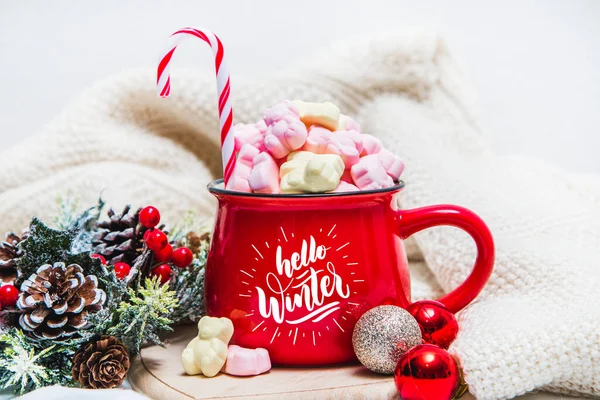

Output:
xmin=107 ymin=277 xmax=178 ymax=355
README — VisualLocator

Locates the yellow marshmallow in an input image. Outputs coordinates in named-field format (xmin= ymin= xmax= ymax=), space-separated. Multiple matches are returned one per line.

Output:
xmin=280 ymin=151 xmax=344 ymax=193
xmin=181 ymin=316 xmax=234 ymax=378
xmin=292 ymin=100 xmax=340 ymax=131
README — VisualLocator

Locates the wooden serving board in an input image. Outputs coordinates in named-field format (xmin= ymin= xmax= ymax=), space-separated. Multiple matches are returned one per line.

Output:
xmin=128 ymin=325 xmax=574 ymax=400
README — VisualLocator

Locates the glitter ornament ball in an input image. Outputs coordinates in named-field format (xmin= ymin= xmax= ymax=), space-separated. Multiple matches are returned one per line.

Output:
xmin=394 ymin=344 xmax=460 ymax=400
xmin=407 ymin=300 xmax=459 ymax=349
xmin=352 ymin=305 xmax=422 ymax=374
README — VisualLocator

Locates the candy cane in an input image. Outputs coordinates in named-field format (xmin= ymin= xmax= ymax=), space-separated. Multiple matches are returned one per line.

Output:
xmin=157 ymin=27 xmax=235 ymax=184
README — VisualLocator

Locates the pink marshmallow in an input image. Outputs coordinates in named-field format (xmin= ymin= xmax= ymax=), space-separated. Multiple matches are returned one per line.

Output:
xmin=263 ymin=102 xmax=307 ymax=159
xmin=338 ymin=114 xmax=361 ymax=132
xmin=225 ymin=144 xmax=261 ymax=192
xmin=360 ymin=134 xmax=383 ymax=156
xmin=233 ymin=122 xmax=267 ymax=152
xmin=351 ymin=154 xmax=394 ymax=190
xmin=340 ymin=169 xmax=353 ymax=184
xmin=263 ymin=100 xmax=299 ymax=122
xmin=331 ymin=181 xmax=359 ymax=193
xmin=303 ymin=127 xmax=362 ymax=168
xmin=248 ymin=152 xmax=280 ymax=194
xmin=378 ymin=148 xmax=404 ymax=180
xmin=222 ymin=345 xmax=271 ymax=377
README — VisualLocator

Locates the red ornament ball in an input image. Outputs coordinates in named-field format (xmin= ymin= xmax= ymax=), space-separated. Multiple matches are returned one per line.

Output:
xmin=139 ymin=206 xmax=161 ymax=228
xmin=0 ymin=285 xmax=19 ymax=308
xmin=407 ymin=300 xmax=459 ymax=349
xmin=394 ymin=344 xmax=460 ymax=400
xmin=113 ymin=262 xmax=131 ymax=280
xmin=151 ymin=264 xmax=172 ymax=284
xmin=154 ymin=244 xmax=173 ymax=263
xmin=172 ymin=247 xmax=193 ymax=268
xmin=145 ymin=229 xmax=168 ymax=252
xmin=90 ymin=254 xmax=107 ymax=265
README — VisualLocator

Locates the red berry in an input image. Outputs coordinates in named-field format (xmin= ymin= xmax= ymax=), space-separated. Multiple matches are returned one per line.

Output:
xmin=91 ymin=254 xmax=107 ymax=265
xmin=151 ymin=264 xmax=172 ymax=284
xmin=145 ymin=229 xmax=168 ymax=252
xmin=154 ymin=244 xmax=173 ymax=262
xmin=139 ymin=206 xmax=161 ymax=228
xmin=172 ymin=247 xmax=193 ymax=268
xmin=0 ymin=285 xmax=19 ymax=308
xmin=114 ymin=262 xmax=131 ymax=280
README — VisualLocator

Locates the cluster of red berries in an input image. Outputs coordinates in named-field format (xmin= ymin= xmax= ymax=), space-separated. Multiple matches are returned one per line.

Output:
xmin=93 ymin=206 xmax=194 ymax=284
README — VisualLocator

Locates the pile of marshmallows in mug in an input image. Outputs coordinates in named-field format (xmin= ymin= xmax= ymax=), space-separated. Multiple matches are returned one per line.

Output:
xmin=227 ymin=100 xmax=405 ymax=194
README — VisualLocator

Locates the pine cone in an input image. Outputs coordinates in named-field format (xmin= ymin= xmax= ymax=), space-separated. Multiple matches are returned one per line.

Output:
xmin=185 ymin=231 xmax=210 ymax=255
xmin=72 ymin=335 xmax=130 ymax=389
xmin=0 ymin=231 xmax=28 ymax=284
xmin=91 ymin=205 xmax=147 ymax=265
xmin=17 ymin=262 xmax=106 ymax=340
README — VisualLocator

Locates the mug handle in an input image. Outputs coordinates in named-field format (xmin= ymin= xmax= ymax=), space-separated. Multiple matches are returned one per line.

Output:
xmin=397 ymin=205 xmax=495 ymax=314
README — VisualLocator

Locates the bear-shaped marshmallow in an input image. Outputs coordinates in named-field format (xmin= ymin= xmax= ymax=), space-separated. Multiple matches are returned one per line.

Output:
xmin=377 ymin=148 xmax=405 ymax=181
xmin=360 ymin=134 xmax=383 ymax=156
xmin=332 ymin=180 xmax=359 ymax=192
xmin=337 ymin=113 xmax=361 ymax=132
xmin=351 ymin=154 xmax=394 ymax=190
xmin=292 ymin=100 xmax=340 ymax=131
xmin=222 ymin=345 xmax=271 ymax=376
xmin=225 ymin=144 xmax=261 ymax=192
xmin=303 ymin=126 xmax=363 ymax=168
xmin=248 ymin=152 xmax=280 ymax=194
xmin=233 ymin=121 xmax=267 ymax=152
xmin=181 ymin=316 xmax=234 ymax=378
xmin=263 ymin=101 xmax=307 ymax=159
xmin=280 ymin=151 xmax=344 ymax=193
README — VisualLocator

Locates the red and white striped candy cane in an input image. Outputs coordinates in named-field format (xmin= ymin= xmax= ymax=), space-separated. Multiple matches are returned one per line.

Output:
xmin=157 ymin=27 xmax=235 ymax=184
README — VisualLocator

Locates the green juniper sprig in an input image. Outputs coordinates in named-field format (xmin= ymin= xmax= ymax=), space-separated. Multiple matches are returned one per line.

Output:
xmin=107 ymin=277 xmax=178 ymax=355
xmin=0 ymin=329 xmax=82 ymax=395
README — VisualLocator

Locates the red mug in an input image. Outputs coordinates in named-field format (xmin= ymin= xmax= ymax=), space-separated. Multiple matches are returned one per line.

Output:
xmin=205 ymin=179 xmax=494 ymax=365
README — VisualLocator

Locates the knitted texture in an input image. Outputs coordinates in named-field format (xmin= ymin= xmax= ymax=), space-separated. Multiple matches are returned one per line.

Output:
xmin=1 ymin=31 xmax=598 ymax=399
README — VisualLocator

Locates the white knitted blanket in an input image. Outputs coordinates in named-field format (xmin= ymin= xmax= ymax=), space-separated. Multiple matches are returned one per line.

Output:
xmin=1 ymin=31 xmax=599 ymax=400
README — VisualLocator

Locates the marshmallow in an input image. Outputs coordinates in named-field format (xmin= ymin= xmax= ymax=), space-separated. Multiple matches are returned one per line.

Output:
xmin=222 ymin=345 xmax=271 ymax=376
xmin=303 ymin=126 xmax=363 ymax=168
xmin=248 ymin=152 xmax=280 ymax=194
xmin=338 ymin=114 xmax=360 ymax=132
xmin=378 ymin=148 xmax=405 ymax=181
xmin=351 ymin=154 xmax=394 ymax=190
xmin=181 ymin=316 xmax=234 ymax=378
xmin=292 ymin=100 xmax=340 ymax=131
xmin=233 ymin=121 xmax=267 ymax=152
xmin=360 ymin=134 xmax=383 ymax=156
xmin=225 ymin=144 xmax=261 ymax=192
xmin=280 ymin=151 xmax=344 ymax=193
xmin=331 ymin=180 xmax=360 ymax=193
xmin=263 ymin=102 xmax=307 ymax=159
xmin=340 ymin=169 xmax=353 ymax=184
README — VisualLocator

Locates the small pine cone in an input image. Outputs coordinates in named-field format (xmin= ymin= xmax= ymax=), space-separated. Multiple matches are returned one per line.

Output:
xmin=91 ymin=205 xmax=148 ymax=265
xmin=17 ymin=262 xmax=106 ymax=340
xmin=185 ymin=231 xmax=210 ymax=255
xmin=72 ymin=335 xmax=130 ymax=389
xmin=0 ymin=232 xmax=28 ymax=284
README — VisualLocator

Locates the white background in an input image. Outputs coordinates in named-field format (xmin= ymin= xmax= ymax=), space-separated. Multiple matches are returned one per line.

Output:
xmin=1 ymin=0 xmax=599 ymax=173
